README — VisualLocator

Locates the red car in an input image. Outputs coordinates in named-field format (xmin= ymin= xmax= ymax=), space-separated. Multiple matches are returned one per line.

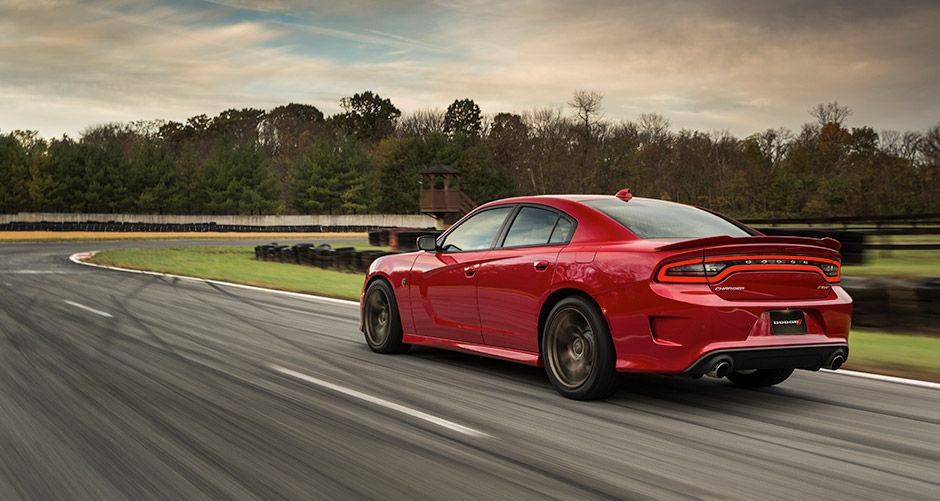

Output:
xmin=360 ymin=191 xmax=852 ymax=399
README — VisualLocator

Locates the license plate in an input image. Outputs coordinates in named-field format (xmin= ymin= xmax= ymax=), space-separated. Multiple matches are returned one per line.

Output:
xmin=770 ymin=309 xmax=807 ymax=335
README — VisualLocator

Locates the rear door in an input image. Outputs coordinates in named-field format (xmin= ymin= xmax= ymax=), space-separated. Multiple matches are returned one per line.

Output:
xmin=410 ymin=205 xmax=514 ymax=343
xmin=477 ymin=205 xmax=576 ymax=351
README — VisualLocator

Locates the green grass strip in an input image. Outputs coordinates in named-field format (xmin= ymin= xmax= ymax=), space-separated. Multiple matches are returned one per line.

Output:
xmin=845 ymin=329 xmax=940 ymax=382
xmin=89 ymin=244 xmax=373 ymax=301
xmin=842 ymin=248 xmax=940 ymax=278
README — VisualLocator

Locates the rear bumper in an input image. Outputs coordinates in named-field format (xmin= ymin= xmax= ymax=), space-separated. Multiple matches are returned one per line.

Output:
xmin=683 ymin=344 xmax=848 ymax=375
xmin=597 ymin=282 xmax=853 ymax=374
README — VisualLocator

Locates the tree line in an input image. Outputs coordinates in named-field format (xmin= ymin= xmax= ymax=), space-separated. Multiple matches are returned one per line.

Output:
xmin=1 ymin=92 xmax=937 ymax=219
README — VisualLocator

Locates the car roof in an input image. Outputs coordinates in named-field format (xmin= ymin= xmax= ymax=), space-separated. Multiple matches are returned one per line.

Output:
xmin=473 ymin=195 xmax=641 ymax=243
xmin=478 ymin=194 xmax=661 ymax=208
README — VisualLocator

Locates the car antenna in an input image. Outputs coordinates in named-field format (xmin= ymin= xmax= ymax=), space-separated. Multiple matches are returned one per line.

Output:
xmin=615 ymin=188 xmax=632 ymax=201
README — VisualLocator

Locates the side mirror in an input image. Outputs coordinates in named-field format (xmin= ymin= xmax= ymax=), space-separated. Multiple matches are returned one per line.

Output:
xmin=417 ymin=235 xmax=438 ymax=252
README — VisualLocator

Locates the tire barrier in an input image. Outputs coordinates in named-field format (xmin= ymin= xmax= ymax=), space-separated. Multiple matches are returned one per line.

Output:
xmin=915 ymin=278 xmax=940 ymax=317
xmin=254 ymin=243 xmax=402 ymax=274
xmin=757 ymin=228 xmax=867 ymax=265
xmin=840 ymin=277 xmax=890 ymax=328
xmin=840 ymin=276 xmax=940 ymax=333
xmin=0 ymin=220 xmax=435 ymax=234
xmin=389 ymin=229 xmax=444 ymax=251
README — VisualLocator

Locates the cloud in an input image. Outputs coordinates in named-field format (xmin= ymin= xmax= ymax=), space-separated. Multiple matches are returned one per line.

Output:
xmin=0 ymin=0 xmax=937 ymax=138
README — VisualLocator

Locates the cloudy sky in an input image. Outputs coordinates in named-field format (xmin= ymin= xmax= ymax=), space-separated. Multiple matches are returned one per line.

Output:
xmin=1 ymin=0 xmax=938 ymax=138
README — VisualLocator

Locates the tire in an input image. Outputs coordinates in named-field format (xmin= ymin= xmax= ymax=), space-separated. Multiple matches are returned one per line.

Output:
xmin=362 ymin=279 xmax=409 ymax=354
xmin=726 ymin=368 xmax=794 ymax=388
xmin=542 ymin=296 xmax=618 ymax=400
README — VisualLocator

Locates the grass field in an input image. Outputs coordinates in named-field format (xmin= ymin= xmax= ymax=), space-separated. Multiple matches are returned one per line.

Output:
xmin=88 ymin=244 xmax=376 ymax=300
xmin=85 ymin=244 xmax=940 ymax=382
xmin=842 ymin=249 xmax=940 ymax=277
xmin=844 ymin=330 xmax=940 ymax=382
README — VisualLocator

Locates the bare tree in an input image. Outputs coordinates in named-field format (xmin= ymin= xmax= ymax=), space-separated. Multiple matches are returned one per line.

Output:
xmin=522 ymin=107 xmax=567 ymax=138
xmin=567 ymin=90 xmax=605 ymax=191
xmin=749 ymin=127 xmax=794 ymax=168
xmin=809 ymin=101 xmax=852 ymax=127
xmin=879 ymin=129 xmax=903 ymax=155
xmin=398 ymin=108 xmax=445 ymax=137
xmin=568 ymin=89 xmax=604 ymax=139
xmin=901 ymin=131 xmax=924 ymax=165
xmin=636 ymin=113 xmax=671 ymax=142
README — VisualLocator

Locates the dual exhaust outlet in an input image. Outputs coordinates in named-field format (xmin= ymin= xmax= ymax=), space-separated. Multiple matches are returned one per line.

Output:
xmin=704 ymin=349 xmax=847 ymax=378
xmin=827 ymin=350 xmax=846 ymax=371
xmin=706 ymin=357 xmax=733 ymax=378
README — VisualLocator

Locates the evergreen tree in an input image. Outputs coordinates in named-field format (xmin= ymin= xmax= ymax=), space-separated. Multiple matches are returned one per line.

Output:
xmin=291 ymin=135 xmax=368 ymax=214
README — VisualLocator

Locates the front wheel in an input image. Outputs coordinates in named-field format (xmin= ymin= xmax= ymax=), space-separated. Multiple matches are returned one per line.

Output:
xmin=362 ymin=279 xmax=409 ymax=354
xmin=542 ymin=296 xmax=618 ymax=400
xmin=727 ymin=368 xmax=794 ymax=387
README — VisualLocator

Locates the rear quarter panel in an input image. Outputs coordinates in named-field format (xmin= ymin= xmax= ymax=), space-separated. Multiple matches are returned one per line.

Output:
xmin=553 ymin=243 xmax=699 ymax=362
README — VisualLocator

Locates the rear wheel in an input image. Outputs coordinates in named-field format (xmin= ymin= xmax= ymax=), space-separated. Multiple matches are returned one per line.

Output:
xmin=542 ymin=296 xmax=618 ymax=400
xmin=363 ymin=279 xmax=408 ymax=354
xmin=727 ymin=368 xmax=794 ymax=387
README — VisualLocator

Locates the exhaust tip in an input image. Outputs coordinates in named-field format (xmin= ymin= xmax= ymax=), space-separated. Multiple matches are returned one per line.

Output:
xmin=829 ymin=354 xmax=845 ymax=371
xmin=707 ymin=358 xmax=733 ymax=378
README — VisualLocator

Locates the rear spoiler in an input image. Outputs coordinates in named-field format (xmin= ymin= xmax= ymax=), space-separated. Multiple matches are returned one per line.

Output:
xmin=655 ymin=235 xmax=842 ymax=252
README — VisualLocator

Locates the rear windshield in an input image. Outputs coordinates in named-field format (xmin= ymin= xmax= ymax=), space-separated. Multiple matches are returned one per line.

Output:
xmin=583 ymin=198 xmax=753 ymax=239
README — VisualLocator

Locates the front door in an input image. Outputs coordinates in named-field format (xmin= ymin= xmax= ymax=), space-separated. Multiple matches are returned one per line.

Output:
xmin=410 ymin=206 xmax=514 ymax=343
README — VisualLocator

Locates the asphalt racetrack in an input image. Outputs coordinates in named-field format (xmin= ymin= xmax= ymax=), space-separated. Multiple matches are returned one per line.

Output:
xmin=1 ymin=240 xmax=938 ymax=500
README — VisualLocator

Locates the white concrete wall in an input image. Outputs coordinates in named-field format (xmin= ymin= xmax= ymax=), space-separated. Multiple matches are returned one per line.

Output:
xmin=0 ymin=213 xmax=437 ymax=228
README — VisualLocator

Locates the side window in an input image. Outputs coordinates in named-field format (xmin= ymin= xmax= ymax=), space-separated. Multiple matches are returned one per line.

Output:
xmin=440 ymin=206 xmax=513 ymax=252
xmin=549 ymin=216 xmax=575 ymax=244
xmin=502 ymin=207 xmax=561 ymax=248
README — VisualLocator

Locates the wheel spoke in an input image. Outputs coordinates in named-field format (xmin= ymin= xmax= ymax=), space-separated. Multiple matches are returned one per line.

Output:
xmin=365 ymin=288 xmax=390 ymax=345
xmin=547 ymin=308 xmax=596 ymax=389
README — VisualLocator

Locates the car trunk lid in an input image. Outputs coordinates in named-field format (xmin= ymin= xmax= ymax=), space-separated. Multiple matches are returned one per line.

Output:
xmin=656 ymin=237 xmax=842 ymax=300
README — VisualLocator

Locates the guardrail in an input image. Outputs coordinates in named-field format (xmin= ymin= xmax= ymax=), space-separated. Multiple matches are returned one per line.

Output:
xmin=746 ymin=214 xmax=939 ymax=265
xmin=741 ymin=213 xmax=940 ymax=227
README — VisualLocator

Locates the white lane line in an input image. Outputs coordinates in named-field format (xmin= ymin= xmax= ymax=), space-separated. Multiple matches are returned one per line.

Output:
xmin=823 ymin=369 xmax=940 ymax=390
xmin=69 ymin=251 xmax=359 ymax=307
xmin=270 ymin=364 xmax=488 ymax=438
xmin=64 ymin=300 xmax=113 ymax=318
xmin=71 ymin=251 xmax=940 ymax=390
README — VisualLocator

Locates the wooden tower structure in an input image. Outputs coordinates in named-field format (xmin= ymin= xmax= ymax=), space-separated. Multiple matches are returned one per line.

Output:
xmin=419 ymin=164 xmax=475 ymax=220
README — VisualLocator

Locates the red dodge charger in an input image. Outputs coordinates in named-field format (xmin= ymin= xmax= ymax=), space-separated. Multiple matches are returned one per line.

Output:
xmin=360 ymin=191 xmax=852 ymax=399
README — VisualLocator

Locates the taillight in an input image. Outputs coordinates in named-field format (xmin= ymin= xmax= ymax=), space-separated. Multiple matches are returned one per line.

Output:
xmin=657 ymin=255 xmax=841 ymax=283
xmin=657 ymin=258 xmax=708 ymax=283
xmin=819 ymin=262 xmax=839 ymax=278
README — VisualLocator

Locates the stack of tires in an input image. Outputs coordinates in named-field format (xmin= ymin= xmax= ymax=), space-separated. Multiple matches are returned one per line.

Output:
xmin=840 ymin=277 xmax=940 ymax=332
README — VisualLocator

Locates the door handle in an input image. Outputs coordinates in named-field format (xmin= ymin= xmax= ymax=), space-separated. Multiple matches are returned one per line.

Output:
xmin=464 ymin=265 xmax=477 ymax=277
xmin=533 ymin=260 xmax=549 ymax=270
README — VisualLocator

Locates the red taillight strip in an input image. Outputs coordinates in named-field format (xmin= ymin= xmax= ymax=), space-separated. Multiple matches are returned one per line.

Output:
xmin=656 ymin=258 xmax=708 ymax=283
xmin=657 ymin=254 xmax=841 ymax=284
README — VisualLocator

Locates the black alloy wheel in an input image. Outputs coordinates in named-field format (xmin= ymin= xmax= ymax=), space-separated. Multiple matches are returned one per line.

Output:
xmin=542 ymin=296 xmax=618 ymax=400
xmin=363 ymin=279 xmax=408 ymax=354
